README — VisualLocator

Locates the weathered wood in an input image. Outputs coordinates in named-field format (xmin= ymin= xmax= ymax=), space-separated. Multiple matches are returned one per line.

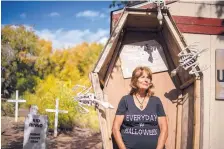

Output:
xmin=181 ymin=85 xmax=194 ymax=149
xmin=104 ymin=30 xmax=124 ymax=87
xmin=193 ymin=79 xmax=201 ymax=149
xmin=180 ymin=78 xmax=195 ymax=90
xmin=93 ymin=12 xmax=128 ymax=74
xmin=175 ymin=94 xmax=183 ymax=149
xmin=90 ymin=72 xmax=112 ymax=149
xmin=104 ymin=94 xmax=113 ymax=148
xmin=125 ymin=27 xmax=158 ymax=32
xmin=163 ymin=15 xmax=193 ymax=84
xmin=159 ymin=32 xmax=182 ymax=88
xmin=164 ymin=15 xmax=185 ymax=50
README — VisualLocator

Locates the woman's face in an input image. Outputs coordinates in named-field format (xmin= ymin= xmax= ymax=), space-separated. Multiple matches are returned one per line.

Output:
xmin=136 ymin=70 xmax=151 ymax=90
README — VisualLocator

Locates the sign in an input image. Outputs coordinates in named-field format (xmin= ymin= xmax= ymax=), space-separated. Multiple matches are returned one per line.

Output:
xmin=119 ymin=40 xmax=168 ymax=78
xmin=23 ymin=114 xmax=48 ymax=149
xmin=216 ymin=49 xmax=224 ymax=100
xmin=45 ymin=99 xmax=68 ymax=137
xmin=7 ymin=90 xmax=26 ymax=122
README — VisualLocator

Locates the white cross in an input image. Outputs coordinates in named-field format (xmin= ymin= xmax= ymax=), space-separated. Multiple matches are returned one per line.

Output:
xmin=45 ymin=98 xmax=68 ymax=137
xmin=7 ymin=90 xmax=26 ymax=122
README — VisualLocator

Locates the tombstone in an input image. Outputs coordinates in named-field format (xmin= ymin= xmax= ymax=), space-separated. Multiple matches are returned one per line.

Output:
xmin=23 ymin=106 xmax=48 ymax=149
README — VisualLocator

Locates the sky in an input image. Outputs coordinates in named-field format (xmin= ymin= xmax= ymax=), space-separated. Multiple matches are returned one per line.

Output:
xmin=1 ymin=1 xmax=121 ymax=50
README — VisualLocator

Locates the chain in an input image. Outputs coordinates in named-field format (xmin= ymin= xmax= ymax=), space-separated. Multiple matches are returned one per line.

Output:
xmin=135 ymin=94 xmax=146 ymax=109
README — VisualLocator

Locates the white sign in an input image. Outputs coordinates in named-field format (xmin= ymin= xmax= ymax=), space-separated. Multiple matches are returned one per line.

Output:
xmin=216 ymin=49 xmax=224 ymax=100
xmin=23 ymin=114 xmax=48 ymax=149
xmin=7 ymin=90 xmax=26 ymax=122
xmin=119 ymin=40 xmax=168 ymax=78
xmin=45 ymin=99 xmax=68 ymax=137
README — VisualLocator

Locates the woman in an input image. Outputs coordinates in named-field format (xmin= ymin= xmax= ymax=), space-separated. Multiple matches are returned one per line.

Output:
xmin=112 ymin=66 xmax=168 ymax=149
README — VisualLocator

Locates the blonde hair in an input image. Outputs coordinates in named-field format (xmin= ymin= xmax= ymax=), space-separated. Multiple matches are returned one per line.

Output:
xmin=129 ymin=66 xmax=154 ymax=96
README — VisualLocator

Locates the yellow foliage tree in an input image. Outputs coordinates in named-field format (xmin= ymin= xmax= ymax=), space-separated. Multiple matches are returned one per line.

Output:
xmin=25 ymin=41 xmax=104 ymax=131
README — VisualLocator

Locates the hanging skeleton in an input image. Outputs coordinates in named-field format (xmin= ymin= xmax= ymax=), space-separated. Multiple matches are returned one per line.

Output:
xmin=171 ymin=42 xmax=209 ymax=78
xmin=73 ymin=85 xmax=114 ymax=114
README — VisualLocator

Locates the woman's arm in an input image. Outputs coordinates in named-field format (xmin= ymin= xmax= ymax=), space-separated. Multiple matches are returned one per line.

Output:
xmin=156 ymin=116 xmax=168 ymax=149
xmin=112 ymin=115 xmax=126 ymax=149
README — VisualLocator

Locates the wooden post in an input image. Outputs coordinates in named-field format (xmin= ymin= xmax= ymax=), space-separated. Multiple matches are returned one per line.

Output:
xmin=45 ymin=98 xmax=68 ymax=137
xmin=175 ymin=94 xmax=183 ymax=149
xmin=193 ymin=79 xmax=201 ymax=149
xmin=104 ymin=94 xmax=113 ymax=149
xmin=90 ymin=72 xmax=112 ymax=149
xmin=7 ymin=90 xmax=26 ymax=122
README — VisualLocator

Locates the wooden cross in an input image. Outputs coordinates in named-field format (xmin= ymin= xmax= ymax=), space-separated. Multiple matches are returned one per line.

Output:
xmin=45 ymin=98 xmax=68 ymax=137
xmin=7 ymin=90 xmax=26 ymax=122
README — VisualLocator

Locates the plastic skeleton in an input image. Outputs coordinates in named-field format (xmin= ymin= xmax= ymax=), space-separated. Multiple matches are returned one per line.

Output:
xmin=73 ymin=85 xmax=114 ymax=114
xmin=171 ymin=42 xmax=209 ymax=78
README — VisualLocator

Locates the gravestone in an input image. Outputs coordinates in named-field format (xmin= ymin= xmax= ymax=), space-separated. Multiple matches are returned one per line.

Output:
xmin=23 ymin=106 xmax=48 ymax=149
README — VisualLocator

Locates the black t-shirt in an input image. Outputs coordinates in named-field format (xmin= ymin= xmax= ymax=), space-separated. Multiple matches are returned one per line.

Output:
xmin=115 ymin=95 xmax=166 ymax=149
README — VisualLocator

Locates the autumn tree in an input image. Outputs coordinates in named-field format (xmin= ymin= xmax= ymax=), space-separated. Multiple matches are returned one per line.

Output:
xmin=1 ymin=25 xmax=40 ymax=97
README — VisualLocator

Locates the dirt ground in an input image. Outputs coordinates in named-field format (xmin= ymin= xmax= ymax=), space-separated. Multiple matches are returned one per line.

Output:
xmin=1 ymin=116 xmax=102 ymax=149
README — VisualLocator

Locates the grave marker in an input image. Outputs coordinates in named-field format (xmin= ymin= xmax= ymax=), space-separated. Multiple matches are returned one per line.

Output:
xmin=23 ymin=106 xmax=48 ymax=149
xmin=7 ymin=90 xmax=26 ymax=122
xmin=45 ymin=99 xmax=68 ymax=137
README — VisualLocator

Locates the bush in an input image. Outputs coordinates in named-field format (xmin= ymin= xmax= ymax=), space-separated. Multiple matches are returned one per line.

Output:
xmin=24 ymin=75 xmax=99 ymax=132
xmin=1 ymin=101 xmax=14 ymax=116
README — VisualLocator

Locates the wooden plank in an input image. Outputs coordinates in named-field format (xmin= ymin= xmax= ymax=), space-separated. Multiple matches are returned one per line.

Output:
xmin=181 ymin=85 xmax=194 ymax=149
xmin=93 ymin=12 xmax=128 ymax=73
xmin=162 ymin=24 xmax=181 ymax=67
xmin=172 ymin=16 xmax=224 ymax=27
xmin=180 ymin=78 xmax=195 ymax=90
xmin=175 ymin=94 xmax=183 ymax=149
xmin=193 ymin=79 xmax=201 ymax=149
xmin=158 ymin=32 xmax=182 ymax=88
xmin=98 ymin=35 xmax=120 ymax=85
xmin=164 ymin=15 xmax=186 ymax=51
xmin=90 ymin=72 xmax=112 ymax=149
xmin=162 ymin=23 xmax=192 ymax=84
xmin=104 ymin=31 xmax=124 ymax=86
xmin=176 ymin=24 xmax=224 ymax=35
xmin=103 ymin=94 xmax=113 ymax=149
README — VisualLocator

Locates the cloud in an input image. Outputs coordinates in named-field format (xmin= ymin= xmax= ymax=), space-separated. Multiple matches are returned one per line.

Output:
xmin=1 ymin=24 xmax=34 ymax=32
xmin=35 ymin=28 xmax=109 ymax=50
xmin=76 ymin=10 xmax=106 ymax=20
xmin=2 ymin=24 xmax=109 ymax=50
xmin=20 ymin=13 xmax=26 ymax=19
xmin=48 ymin=12 xmax=60 ymax=17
